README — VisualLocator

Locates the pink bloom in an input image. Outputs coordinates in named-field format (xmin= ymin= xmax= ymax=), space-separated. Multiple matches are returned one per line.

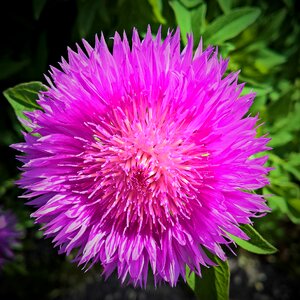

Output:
xmin=14 ymin=27 xmax=270 ymax=287
xmin=0 ymin=208 xmax=20 ymax=268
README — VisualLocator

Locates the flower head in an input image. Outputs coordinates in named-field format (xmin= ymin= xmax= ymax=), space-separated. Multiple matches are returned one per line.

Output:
xmin=0 ymin=208 xmax=20 ymax=268
xmin=14 ymin=27 xmax=270 ymax=286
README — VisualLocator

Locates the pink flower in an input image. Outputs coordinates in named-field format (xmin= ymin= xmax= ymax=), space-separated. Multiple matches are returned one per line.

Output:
xmin=14 ymin=27 xmax=270 ymax=287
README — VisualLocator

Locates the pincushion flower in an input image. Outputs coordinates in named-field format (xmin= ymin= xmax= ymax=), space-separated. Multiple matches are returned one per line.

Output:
xmin=0 ymin=208 xmax=20 ymax=268
xmin=14 ymin=27 xmax=270 ymax=287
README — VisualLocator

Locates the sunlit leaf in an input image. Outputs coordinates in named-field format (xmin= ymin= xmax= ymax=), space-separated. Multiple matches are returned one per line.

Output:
xmin=228 ymin=224 xmax=277 ymax=254
xmin=203 ymin=7 xmax=261 ymax=45
xmin=191 ymin=3 xmax=207 ymax=39
xmin=217 ymin=0 xmax=231 ymax=14
xmin=179 ymin=0 xmax=203 ymax=9
xmin=169 ymin=0 xmax=192 ymax=44
xmin=269 ymin=131 xmax=293 ymax=147
xmin=148 ymin=0 xmax=166 ymax=24
xmin=3 ymin=82 xmax=46 ymax=131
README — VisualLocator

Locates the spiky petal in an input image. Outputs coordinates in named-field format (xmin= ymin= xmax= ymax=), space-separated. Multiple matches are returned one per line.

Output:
xmin=13 ymin=27 xmax=271 ymax=287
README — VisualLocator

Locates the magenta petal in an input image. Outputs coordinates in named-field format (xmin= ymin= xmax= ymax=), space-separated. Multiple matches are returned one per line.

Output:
xmin=14 ymin=27 xmax=271 ymax=286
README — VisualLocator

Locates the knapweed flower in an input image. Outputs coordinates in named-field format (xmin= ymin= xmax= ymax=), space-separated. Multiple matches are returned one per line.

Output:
xmin=0 ymin=208 xmax=20 ymax=268
xmin=14 ymin=27 xmax=270 ymax=287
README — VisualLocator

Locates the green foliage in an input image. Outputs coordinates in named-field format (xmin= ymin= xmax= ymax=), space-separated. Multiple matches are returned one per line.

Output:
xmin=3 ymin=82 xmax=46 ymax=132
xmin=186 ymin=255 xmax=230 ymax=300
xmin=148 ymin=0 xmax=167 ymax=24
xmin=203 ymin=7 xmax=261 ymax=45
xmin=1 ymin=0 xmax=300 ymax=299
xmin=228 ymin=224 xmax=277 ymax=255
xmin=169 ymin=0 xmax=206 ymax=44
xmin=217 ymin=0 xmax=231 ymax=14
xmin=169 ymin=0 xmax=193 ymax=44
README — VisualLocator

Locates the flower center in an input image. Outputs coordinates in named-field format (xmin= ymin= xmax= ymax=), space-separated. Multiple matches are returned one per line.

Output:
xmin=128 ymin=169 xmax=147 ymax=193
xmin=76 ymin=105 xmax=211 ymax=233
xmin=124 ymin=151 xmax=161 ymax=196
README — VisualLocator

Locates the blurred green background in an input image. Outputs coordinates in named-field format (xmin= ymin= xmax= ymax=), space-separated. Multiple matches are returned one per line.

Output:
xmin=0 ymin=0 xmax=299 ymax=299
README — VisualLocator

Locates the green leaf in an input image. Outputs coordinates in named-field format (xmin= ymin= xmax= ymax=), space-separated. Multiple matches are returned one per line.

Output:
xmin=148 ymin=0 xmax=166 ymax=24
xmin=267 ymin=194 xmax=289 ymax=213
xmin=203 ymin=7 xmax=261 ymax=45
xmin=269 ymin=131 xmax=293 ymax=147
xmin=191 ymin=3 xmax=207 ymax=38
xmin=169 ymin=0 xmax=192 ymax=44
xmin=228 ymin=224 xmax=277 ymax=255
xmin=260 ymin=9 xmax=287 ymax=43
xmin=186 ymin=255 xmax=230 ymax=300
xmin=33 ymin=0 xmax=47 ymax=20
xmin=217 ymin=0 xmax=231 ymax=14
xmin=254 ymin=48 xmax=286 ymax=74
xmin=268 ymin=152 xmax=300 ymax=182
xmin=287 ymin=199 xmax=300 ymax=224
xmin=282 ymin=163 xmax=300 ymax=181
xmin=219 ymin=42 xmax=235 ymax=57
xmin=3 ymin=82 xmax=46 ymax=131
xmin=179 ymin=0 xmax=203 ymax=9
xmin=289 ymin=153 xmax=300 ymax=167
xmin=267 ymin=192 xmax=300 ymax=225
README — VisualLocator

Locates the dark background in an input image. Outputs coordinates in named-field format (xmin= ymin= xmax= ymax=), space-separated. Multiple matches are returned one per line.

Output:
xmin=0 ymin=0 xmax=299 ymax=299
